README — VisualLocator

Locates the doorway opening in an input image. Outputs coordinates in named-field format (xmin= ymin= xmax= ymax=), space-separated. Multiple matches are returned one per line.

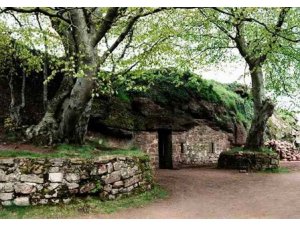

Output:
xmin=158 ymin=129 xmax=173 ymax=169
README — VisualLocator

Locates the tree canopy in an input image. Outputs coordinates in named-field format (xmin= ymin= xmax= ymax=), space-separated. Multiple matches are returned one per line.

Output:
xmin=0 ymin=7 xmax=299 ymax=148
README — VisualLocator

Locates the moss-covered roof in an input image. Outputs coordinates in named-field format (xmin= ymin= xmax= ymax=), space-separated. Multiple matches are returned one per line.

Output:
xmin=90 ymin=69 xmax=253 ymax=135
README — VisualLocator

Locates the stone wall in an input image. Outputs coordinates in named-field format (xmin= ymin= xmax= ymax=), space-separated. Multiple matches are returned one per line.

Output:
xmin=133 ymin=132 xmax=159 ymax=168
xmin=88 ymin=121 xmax=231 ymax=169
xmin=132 ymin=122 xmax=231 ymax=168
xmin=173 ymin=122 xmax=231 ymax=167
xmin=0 ymin=156 xmax=152 ymax=207
xmin=218 ymin=151 xmax=280 ymax=171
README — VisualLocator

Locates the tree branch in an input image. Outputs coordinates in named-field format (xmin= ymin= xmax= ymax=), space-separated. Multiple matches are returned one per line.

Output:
xmin=91 ymin=7 xmax=120 ymax=47
xmin=3 ymin=7 xmax=71 ymax=23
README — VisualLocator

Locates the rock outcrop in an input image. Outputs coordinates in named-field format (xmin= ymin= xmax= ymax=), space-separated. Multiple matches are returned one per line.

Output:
xmin=89 ymin=70 xmax=251 ymax=146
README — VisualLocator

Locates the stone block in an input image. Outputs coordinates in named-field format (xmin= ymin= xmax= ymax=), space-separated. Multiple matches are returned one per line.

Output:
xmin=127 ymin=185 xmax=134 ymax=192
xmin=14 ymin=197 xmax=30 ymax=206
xmin=113 ymin=181 xmax=124 ymax=188
xmin=121 ymin=168 xmax=135 ymax=179
xmin=104 ymin=171 xmax=121 ymax=184
xmin=1 ymin=200 xmax=12 ymax=206
xmin=104 ymin=184 xmax=112 ymax=192
xmin=0 ymin=183 xmax=14 ymax=192
xmin=106 ymin=163 xmax=113 ymax=173
xmin=66 ymin=182 xmax=79 ymax=190
xmin=6 ymin=172 xmax=20 ymax=182
xmin=79 ymin=182 xmax=96 ymax=193
xmin=111 ymin=189 xmax=119 ymax=195
xmin=45 ymin=191 xmax=58 ymax=199
xmin=49 ymin=158 xmax=65 ymax=166
xmin=98 ymin=164 xmax=108 ymax=175
xmin=21 ymin=174 xmax=43 ymax=184
xmin=70 ymin=158 xmax=83 ymax=165
xmin=50 ymin=199 xmax=60 ymax=204
xmin=65 ymin=173 xmax=80 ymax=182
xmin=113 ymin=161 xmax=125 ymax=171
xmin=49 ymin=167 xmax=60 ymax=173
xmin=124 ymin=176 xmax=140 ymax=187
xmin=0 ymin=158 xmax=14 ymax=165
xmin=80 ymin=171 xmax=90 ymax=180
xmin=0 ymin=192 xmax=14 ymax=201
xmin=39 ymin=199 xmax=48 ymax=205
xmin=108 ymin=195 xmax=115 ymax=200
xmin=0 ymin=169 xmax=6 ymax=181
xmin=15 ymin=183 xmax=36 ymax=194
xmin=90 ymin=168 xmax=97 ymax=175
xmin=63 ymin=198 xmax=71 ymax=204
xmin=49 ymin=183 xmax=60 ymax=190
xmin=49 ymin=173 xmax=63 ymax=182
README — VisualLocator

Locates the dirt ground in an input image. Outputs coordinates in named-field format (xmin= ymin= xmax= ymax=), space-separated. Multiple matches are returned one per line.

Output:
xmin=89 ymin=161 xmax=300 ymax=219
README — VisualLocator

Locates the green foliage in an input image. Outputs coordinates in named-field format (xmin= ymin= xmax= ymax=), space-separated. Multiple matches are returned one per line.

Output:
xmin=118 ymin=68 xmax=253 ymax=126
xmin=116 ymin=89 xmax=131 ymax=103
xmin=262 ymin=167 xmax=290 ymax=174
xmin=0 ymin=185 xmax=168 ymax=219
xmin=0 ymin=144 xmax=146 ymax=158
xmin=276 ymin=108 xmax=298 ymax=126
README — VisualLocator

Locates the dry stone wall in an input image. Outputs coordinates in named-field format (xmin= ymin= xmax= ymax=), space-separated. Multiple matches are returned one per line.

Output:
xmin=218 ymin=151 xmax=280 ymax=171
xmin=0 ymin=156 xmax=152 ymax=207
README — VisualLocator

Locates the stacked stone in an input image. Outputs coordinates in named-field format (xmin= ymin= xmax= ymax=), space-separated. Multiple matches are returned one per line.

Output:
xmin=0 ymin=156 xmax=152 ymax=207
xmin=218 ymin=151 xmax=280 ymax=171
xmin=265 ymin=140 xmax=300 ymax=161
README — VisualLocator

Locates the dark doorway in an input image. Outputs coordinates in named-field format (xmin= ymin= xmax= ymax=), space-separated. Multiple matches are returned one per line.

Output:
xmin=158 ymin=129 xmax=173 ymax=169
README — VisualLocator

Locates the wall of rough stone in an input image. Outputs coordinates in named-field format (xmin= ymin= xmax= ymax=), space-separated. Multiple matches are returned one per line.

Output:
xmin=133 ymin=132 xmax=159 ymax=168
xmin=173 ymin=123 xmax=231 ymax=167
xmin=89 ymin=121 xmax=231 ymax=169
xmin=132 ymin=122 xmax=231 ymax=168
xmin=218 ymin=151 xmax=280 ymax=171
xmin=0 ymin=156 xmax=152 ymax=207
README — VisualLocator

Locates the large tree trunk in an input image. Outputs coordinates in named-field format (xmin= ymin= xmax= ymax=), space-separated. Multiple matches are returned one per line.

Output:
xmin=25 ymin=76 xmax=74 ymax=145
xmin=244 ymin=65 xmax=275 ymax=149
xmin=26 ymin=9 xmax=97 ymax=145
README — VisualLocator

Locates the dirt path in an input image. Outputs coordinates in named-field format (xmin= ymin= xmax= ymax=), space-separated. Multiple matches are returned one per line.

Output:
xmin=88 ymin=162 xmax=300 ymax=219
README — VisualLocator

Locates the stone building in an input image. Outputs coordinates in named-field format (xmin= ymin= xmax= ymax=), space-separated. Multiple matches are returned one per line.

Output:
xmin=89 ymin=94 xmax=246 ymax=169
xmin=133 ymin=120 xmax=231 ymax=169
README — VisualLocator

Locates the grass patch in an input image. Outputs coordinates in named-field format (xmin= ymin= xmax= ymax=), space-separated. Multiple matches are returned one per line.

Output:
xmin=0 ymin=144 xmax=146 ymax=159
xmin=0 ymin=185 xmax=168 ymax=219
xmin=262 ymin=167 xmax=290 ymax=173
